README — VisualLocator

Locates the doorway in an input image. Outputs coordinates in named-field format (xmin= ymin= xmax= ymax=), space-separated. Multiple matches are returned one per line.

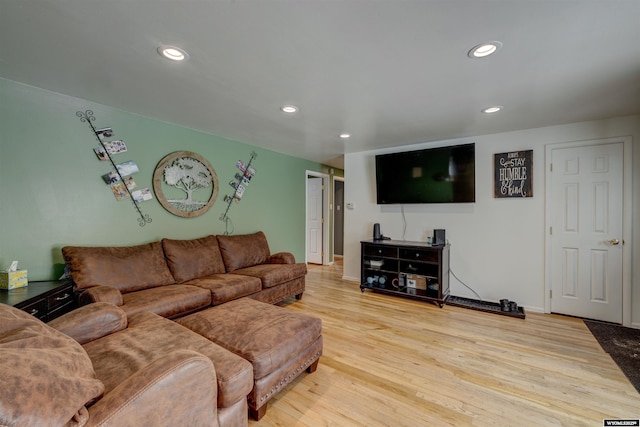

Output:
xmin=545 ymin=137 xmax=632 ymax=324
xmin=333 ymin=177 xmax=345 ymax=258
xmin=306 ymin=171 xmax=330 ymax=265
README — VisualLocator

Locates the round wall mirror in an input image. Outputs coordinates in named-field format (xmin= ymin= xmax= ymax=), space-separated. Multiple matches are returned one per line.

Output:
xmin=153 ymin=151 xmax=218 ymax=218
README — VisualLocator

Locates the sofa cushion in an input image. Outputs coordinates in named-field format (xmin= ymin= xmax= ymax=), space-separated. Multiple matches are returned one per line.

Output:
xmin=84 ymin=311 xmax=253 ymax=409
xmin=232 ymin=263 xmax=308 ymax=289
xmin=217 ymin=231 xmax=271 ymax=272
xmin=0 ymin=304 xmax=105 ymax=426
xmin=162 ymin=235 xmax=226 ymax=283
xmin=185 ymin=274 xmax=262 ymax=305
xmin=62 ymin=242 xmax=176 ymax=292
xmin=121 ymin=284 xmax=211 ymax=319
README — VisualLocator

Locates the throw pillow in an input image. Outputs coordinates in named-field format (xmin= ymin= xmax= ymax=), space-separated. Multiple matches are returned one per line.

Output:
xmin=0 ymin=304 xmax=104 ymax=426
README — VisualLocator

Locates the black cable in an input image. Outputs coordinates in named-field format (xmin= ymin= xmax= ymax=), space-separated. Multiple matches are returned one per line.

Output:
xmin=401 ymin=204 xmax=407 ymax=240
xmin=224 ymin=216 xmax=234 ymax=236
xmin=450 ymin=267 xmax=482 ymax=301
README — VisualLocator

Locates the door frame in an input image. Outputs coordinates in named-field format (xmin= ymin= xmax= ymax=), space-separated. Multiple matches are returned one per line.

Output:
xmin=332 ymin=176 xmax=345 ymax=260
xmin=544 ymin=136 xmax=632 ymax=326
xmin=305 ymin=171 xmax=330 ymax=265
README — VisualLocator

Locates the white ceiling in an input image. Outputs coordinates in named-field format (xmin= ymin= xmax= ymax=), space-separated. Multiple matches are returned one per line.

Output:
xmin=2 ymin=1 xmax=640 ymax=169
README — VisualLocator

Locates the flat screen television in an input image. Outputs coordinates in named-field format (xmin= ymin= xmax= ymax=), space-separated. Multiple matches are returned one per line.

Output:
xmin=375 ymin=143 xmax=475 ymax=204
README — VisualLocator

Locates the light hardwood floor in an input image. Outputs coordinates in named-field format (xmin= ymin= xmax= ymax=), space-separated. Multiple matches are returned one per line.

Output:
xmin=251 ymin=261 xmax=639 ymax=426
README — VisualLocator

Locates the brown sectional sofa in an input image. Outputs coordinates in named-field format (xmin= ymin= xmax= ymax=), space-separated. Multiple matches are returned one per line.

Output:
xmin=0 ymin=301 xmax=254 ymax=426
xmin=0 ymin=231 xmax=319 ymax=425
xmin=62 ymin=231 xmax=307 ymax=319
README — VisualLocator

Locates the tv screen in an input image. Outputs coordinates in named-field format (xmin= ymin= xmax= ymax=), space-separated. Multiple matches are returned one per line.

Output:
xmin=375 ymin=143 xmax=475 ymax=204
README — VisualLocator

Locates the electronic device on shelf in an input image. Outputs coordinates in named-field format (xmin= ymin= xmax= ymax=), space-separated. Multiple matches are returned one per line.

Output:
xmin=369 ymin=260 xmax=383 ymax=268
xmin=372 ymin=223 xmax=391 ymax=241
xmin=433 ymin=229 xmax=446 ymax=246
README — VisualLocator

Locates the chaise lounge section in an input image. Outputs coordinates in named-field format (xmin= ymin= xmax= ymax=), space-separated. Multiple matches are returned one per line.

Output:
xmin=0 ymin=301 xmax=254 ymax=426
xmin=1 ymin=294 xmax=324 ymax=424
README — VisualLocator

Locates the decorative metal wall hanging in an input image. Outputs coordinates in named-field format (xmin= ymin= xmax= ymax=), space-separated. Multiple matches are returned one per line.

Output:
xmin=220 ymin=151 xmax=257 ymax=235
xmin=494 ymin=150 xmax=533 ymax=198
xmin=153 ymin=151 xmax=219 ymax=218
xmin=76 ymin=110 xmax=152 ymax=226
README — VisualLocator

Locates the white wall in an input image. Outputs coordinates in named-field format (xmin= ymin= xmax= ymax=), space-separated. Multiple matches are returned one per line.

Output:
xmin=343 ymin=115 xmax=640 ymax=326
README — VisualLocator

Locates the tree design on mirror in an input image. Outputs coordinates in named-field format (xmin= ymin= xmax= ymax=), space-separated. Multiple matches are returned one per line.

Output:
xmin=153 ymin=151 xmax=219 ymax=218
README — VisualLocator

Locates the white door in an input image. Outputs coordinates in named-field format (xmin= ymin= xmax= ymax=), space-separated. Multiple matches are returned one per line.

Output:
xmin=549 ymin=142 xmax=623 ymax=323
xmin=307 ymin=176 xmax=323 ymax=264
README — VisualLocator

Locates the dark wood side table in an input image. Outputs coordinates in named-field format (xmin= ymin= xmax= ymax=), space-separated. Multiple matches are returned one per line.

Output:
xmin=0 ymin=280 xmax=76 ymax=322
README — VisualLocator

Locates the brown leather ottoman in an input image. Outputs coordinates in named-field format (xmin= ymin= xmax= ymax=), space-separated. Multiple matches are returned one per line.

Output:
xmin=177 ymin=297 xmax=322 ymax=420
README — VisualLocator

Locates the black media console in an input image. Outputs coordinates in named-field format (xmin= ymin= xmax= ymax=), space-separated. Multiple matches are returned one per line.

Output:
xmin=360 ymin=239 xmax=450 ymax=307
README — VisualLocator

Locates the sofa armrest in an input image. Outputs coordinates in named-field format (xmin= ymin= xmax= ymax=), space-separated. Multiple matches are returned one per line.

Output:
xmin=266 ymin=252 xmax=295 ymax=264
xmin=86 ymin=350 xmax=217 ymax=427
xmin=78 ymin=285 xmax=123 ymax=306
xmin=48 ymin=302 xmax=128 ymax=344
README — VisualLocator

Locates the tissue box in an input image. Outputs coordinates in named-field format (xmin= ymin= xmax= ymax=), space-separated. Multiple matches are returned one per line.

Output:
xmin=0 ymin=270 xmax=28 ymax=289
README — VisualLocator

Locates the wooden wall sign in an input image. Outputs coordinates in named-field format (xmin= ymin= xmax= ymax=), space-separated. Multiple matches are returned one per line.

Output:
xmin=494 ymin=150 xmax=533 ymax=198
xmin=153 ymin=151 xmax=218 ymax=218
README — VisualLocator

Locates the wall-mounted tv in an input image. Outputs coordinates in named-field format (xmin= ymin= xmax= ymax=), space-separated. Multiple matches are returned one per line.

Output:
xmin=375 ymin=143 xmax=475 ymax=204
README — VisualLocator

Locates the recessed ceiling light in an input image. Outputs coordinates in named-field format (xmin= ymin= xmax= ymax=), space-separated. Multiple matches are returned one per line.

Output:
xmin=158 ymin=46 xmax=189 ymax=61
xmin=482 ymin=106 xmax=503 ymax=114
xmin=468 ymin=41 xmax=503 ymax=58
xmin=281 ymin=105 xmax=299 ymax=113
xmin=339 ymin=133 xmax=351 ymax=139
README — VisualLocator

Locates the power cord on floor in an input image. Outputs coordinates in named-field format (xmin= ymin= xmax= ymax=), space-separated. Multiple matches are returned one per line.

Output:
xmin=450 ymin=267 xmax=482 ymax=301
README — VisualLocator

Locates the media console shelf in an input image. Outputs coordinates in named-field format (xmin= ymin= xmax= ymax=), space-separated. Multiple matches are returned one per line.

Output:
xmin=360 ymin=239 xmax=450 ymax=307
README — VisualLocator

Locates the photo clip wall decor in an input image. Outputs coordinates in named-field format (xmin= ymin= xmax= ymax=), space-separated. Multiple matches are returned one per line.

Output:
xmin=219 ymin=151 xmax=257 ymax=234
xmin=76 ymin=110 xmax=152 ymax=227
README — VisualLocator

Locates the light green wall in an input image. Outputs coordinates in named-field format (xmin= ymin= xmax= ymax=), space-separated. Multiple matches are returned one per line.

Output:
xmin=0 ymin=78 xmax=325 ymax=280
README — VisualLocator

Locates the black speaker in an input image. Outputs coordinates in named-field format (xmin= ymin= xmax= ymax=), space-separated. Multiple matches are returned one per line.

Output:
xmin=433 ymin=229 xmax=446 ymax=246
xmin=373 ymin=223 xmax=381 ymax=240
